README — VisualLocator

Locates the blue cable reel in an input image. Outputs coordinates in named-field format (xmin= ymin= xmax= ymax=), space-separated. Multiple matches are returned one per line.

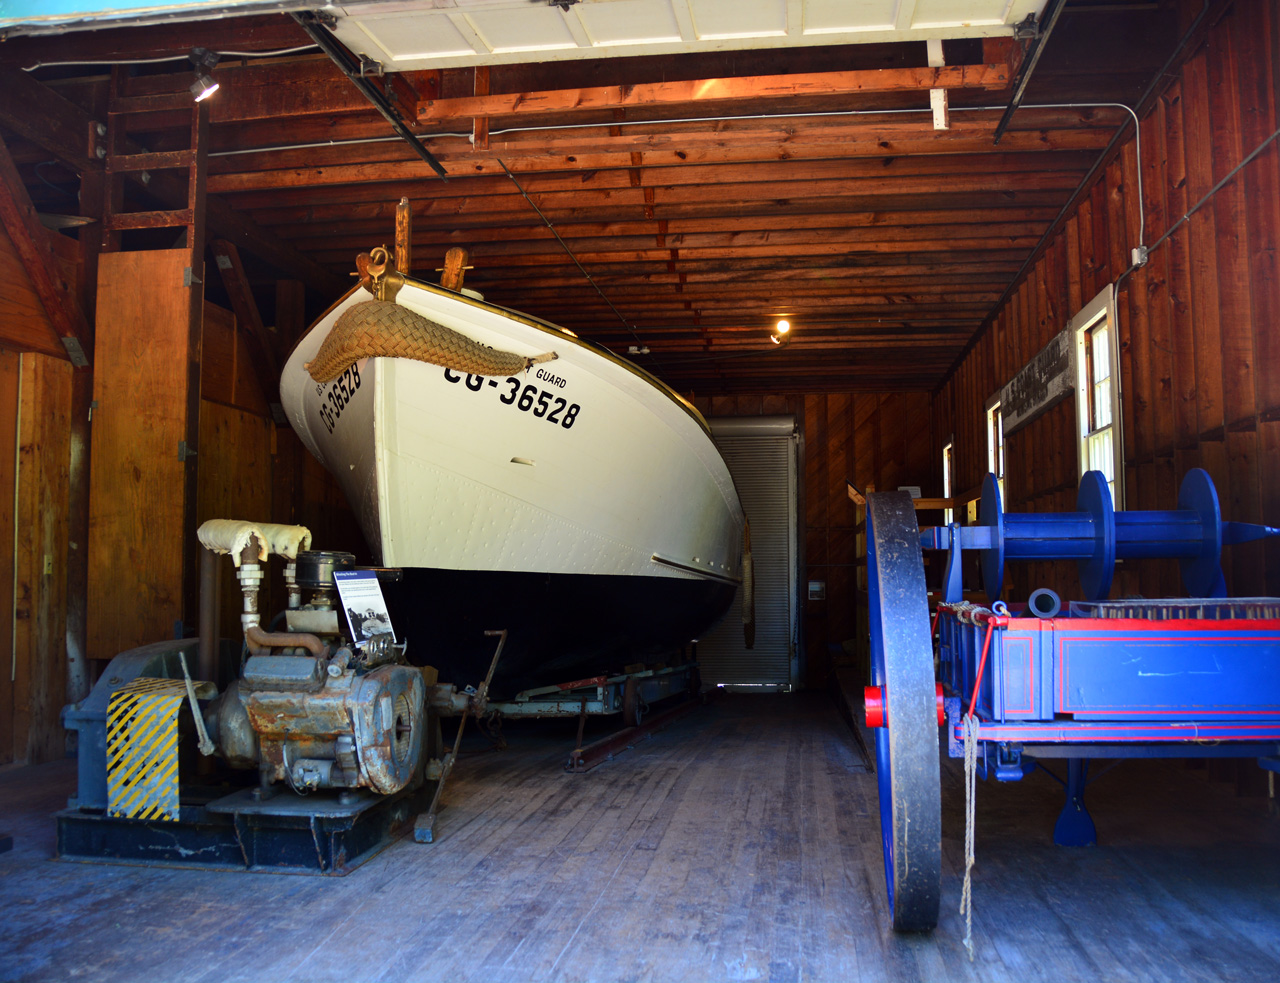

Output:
xmin=938 ymin=468 xmax=1277 ymax=605
xmin=865 ymin=468 xmax=1279 ymax=933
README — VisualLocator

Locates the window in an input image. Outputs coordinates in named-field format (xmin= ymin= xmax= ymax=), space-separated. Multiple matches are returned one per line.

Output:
xmin=941 ymin=439 xmax=954 ymax=524
xmin=985 ymin=396 xmax=1004 ymax=501
xmin=1072 ymin=286 xmax=1123 ymax=507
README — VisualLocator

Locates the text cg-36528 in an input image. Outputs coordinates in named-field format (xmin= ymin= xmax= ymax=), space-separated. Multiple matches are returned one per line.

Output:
xmin=317 ymin=363 xmax=362 ymax=434
xmin=443 ymin=368 xmax=581 ymax=430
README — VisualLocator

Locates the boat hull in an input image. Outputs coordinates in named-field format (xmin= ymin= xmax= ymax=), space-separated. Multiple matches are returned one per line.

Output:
xmin=281 ymin=280 xmax=744 ymax=690
xmin=385 ymin=568 xmax=735 ymax=693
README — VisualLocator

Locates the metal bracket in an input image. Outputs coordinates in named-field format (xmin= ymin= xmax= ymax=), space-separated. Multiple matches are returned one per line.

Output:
xmin=178 ymin=440 xmax=197 ymax=461
xmin=183 ymin=267 xmax=202 ymax=287
xmin=358 ymin=55 xmax=384 ymax=78
xmin=60 ymin=336 xmax=89 ymax=368
xmin=1012 ymin=13 xmax=1038 ymax=40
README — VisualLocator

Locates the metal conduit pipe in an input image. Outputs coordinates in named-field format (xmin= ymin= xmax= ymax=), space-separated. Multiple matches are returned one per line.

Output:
xmin=198 ymin=547 xmax=222 ymax=685
xmin=244 ymin=625 xmax=328 ymax=658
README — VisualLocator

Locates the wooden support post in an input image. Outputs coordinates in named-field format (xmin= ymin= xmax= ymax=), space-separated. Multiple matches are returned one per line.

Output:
xmin=394 ymin=197 xmax=412 ymax=276
xmin=440 ymin=247 xmax=470 ymax=292
xmin=472 ymin=66 xmax=490 ymax=152
xmin=927 ymin=39 xmax=950 ymax=131
xmin=210 ymin=239 xmax=283 ymax=411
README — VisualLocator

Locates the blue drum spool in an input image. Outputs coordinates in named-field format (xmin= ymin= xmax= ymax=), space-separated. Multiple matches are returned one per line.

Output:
xmin=968 ymin=468 xmax=1275 ymax=602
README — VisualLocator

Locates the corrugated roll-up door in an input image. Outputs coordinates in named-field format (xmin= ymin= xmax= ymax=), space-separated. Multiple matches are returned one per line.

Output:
xmin=695 ymin=416 xmax=800 ymax=688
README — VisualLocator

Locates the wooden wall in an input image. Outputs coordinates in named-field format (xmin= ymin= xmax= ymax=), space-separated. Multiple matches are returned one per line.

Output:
xmin=87 ymin=250 xmax=195 ymax=661
xmin=934 ymin=0 xmax=1280 ymax=603
xmin=691 ymin=391 xmax=933 ymax=689
xmin=0 ymin=349 xmax=73 ymax=767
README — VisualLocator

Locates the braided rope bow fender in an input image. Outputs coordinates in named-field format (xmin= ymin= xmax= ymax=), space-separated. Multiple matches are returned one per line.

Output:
xmin=305 ymin=299 xmax=557 ymax=383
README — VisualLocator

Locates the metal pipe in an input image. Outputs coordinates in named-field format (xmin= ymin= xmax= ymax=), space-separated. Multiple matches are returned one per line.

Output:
xmin=198 ymin=547 xmax=219 ymax=684
xmin=992 ymin=0 xmax=1068 ymax=145
xmin=244 ymin=625 xmax=327 ymax=658
xmin=291 ymin=11 xmax=448 ymax=180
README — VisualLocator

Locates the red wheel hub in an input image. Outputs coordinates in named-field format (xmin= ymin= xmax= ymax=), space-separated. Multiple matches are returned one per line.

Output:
xmin=864 ymin=683 xmax=945 ymax=728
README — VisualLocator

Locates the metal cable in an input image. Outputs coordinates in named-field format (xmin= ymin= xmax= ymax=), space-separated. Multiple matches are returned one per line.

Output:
xmin=1117 ymin=123 xmax=1280 ymax=287
xmin=497 ymin=158 xmax=643 ymax=348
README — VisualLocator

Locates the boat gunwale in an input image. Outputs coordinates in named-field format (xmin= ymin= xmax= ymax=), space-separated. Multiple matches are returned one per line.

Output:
xmin=286 ymin=278 xmax=713 ymax=438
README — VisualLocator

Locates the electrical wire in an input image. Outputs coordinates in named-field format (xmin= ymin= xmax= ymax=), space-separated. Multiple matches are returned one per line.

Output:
xmin=20 ymin=44 xmax=318 ymax=71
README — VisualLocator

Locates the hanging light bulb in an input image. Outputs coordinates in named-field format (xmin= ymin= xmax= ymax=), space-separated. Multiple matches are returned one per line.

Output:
xmin=770 ymin=318 xmax=792 ymax=345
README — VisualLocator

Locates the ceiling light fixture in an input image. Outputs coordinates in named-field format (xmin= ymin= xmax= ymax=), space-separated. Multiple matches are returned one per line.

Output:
xmin=770 ymin=319 xmax=792 ymax=345
xmin=188 ymin=47 xmax=220 ymax=102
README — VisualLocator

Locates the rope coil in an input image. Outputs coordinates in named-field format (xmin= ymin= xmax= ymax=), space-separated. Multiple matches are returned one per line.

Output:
xmin=305 ymin=299 xmax=557 ymax=383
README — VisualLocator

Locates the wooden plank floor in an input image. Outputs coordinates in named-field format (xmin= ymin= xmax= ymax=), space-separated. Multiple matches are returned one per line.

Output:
xmin=1 ymin=693 xmax=1278 ymax=983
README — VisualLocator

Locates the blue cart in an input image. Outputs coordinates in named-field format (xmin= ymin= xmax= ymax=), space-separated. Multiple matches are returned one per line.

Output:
xmin=863 ymin=469 xmax=1280 ymax=931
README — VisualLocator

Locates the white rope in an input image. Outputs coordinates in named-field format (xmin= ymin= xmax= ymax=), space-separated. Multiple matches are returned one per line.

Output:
xmin=960 ymin=713 xmax=979 ymax=960
xmin=178 ymin=650 xmax=216 ymax=757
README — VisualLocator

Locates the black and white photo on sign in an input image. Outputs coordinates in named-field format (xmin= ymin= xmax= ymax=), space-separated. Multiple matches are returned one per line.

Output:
xmin=333 ymin=569 xmax=396 ymax=646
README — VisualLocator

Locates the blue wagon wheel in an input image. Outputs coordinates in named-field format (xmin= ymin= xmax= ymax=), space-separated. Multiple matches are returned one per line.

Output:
xmin=866 ymin=489 xmax=942 ymax=931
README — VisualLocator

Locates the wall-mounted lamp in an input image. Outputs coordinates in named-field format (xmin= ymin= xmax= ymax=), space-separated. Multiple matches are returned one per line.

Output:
xmin=770 ymin=318 xmax=792 ymax=345
xmin=189 ymin=47 xmax=220 ymax=102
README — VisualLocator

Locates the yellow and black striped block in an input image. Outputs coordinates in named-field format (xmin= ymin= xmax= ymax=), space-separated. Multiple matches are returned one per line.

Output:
xmin=106 ymin=677 xmax=189 ymax=822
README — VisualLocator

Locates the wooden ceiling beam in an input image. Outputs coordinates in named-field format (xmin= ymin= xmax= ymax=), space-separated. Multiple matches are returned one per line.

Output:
xmin=238 ymin=189 xmax=1071 ymax=227
xmin=202 ymin=104 xmax=1120 ymax=163
xmin=0 ymin=130 xmax=90 ymax=364
xmin=207 ymin=148 xmax=1095 ymax=196
xmin=205 ymin=128 xmax=1113 ymax=185
xmin=304 ymin=236 xmax=1039 ymax=266
xmin=416 ymin=64 xmax=1013 ymax=123
xmin=292 ymin=220 xmax=1049 ymax=257
xmin=263 ymin=206 xmax=1061 ymax=244
xmin=219 ymin=170 xmax=1084 ymax=218
xmin=0 ymin=64 xmax=100 ymax=174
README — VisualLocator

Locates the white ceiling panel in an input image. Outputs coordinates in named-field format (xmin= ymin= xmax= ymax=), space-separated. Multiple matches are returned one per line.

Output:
xmin=689 ymin=0 xmax=787 ymax=42
xmin=464 ymin=6 xmax=580 ymax=54
xmin=801 ymin=0 xmax=897 ymax=36
xmin=326 ymin=0 xmax=1048 ymax=71
xmin=575 ymin=0 xmax=684 ymax=47
xmin=350 ymin=12 xmax=479 ymax=61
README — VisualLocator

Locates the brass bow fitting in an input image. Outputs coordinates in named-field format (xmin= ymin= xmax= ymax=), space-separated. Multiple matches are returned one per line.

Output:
xmin=356 ymin=245 xmax=405 ymax=302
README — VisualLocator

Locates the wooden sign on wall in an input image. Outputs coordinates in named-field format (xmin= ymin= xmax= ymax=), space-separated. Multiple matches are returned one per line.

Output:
xmin=999 ymin=327 xmax=1076 ymax=436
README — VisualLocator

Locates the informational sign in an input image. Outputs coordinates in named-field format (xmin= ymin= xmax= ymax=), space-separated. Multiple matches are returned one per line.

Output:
xmin=999 ymin=327 xmax=1077 ymax=436
xmin=333 ymin=569 xmax=395 ymax=647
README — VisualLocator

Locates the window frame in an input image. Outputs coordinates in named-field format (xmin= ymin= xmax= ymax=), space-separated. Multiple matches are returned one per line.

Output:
xmin=941 ymin=437 xmax=954 ymax=525
xmin=1071 ymin=285 xmax=1123 ymax=509
xmin=985 ymin=394 xmax=1004 ymax=501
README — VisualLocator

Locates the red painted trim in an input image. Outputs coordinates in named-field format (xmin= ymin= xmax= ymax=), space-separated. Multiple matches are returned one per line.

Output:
xmin=958 ymin=722 xmax=1280 ymax=742
xmin=1044 ymin=618 xmax=1280 ymax=631
xmin=1000 ymin=634 xmax=1035 ymax=715
xmin=557 ymin=675 xmax=609 ymax=691
xmin=1059 ymin=633 xmax=1280 ymax=712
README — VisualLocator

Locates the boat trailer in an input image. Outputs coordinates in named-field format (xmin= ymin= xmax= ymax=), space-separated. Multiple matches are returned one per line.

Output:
xmin=863 ymin=468 xmax=1280 ymax=932
xmin=425 ymin=663 xmax=705 ymax=779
